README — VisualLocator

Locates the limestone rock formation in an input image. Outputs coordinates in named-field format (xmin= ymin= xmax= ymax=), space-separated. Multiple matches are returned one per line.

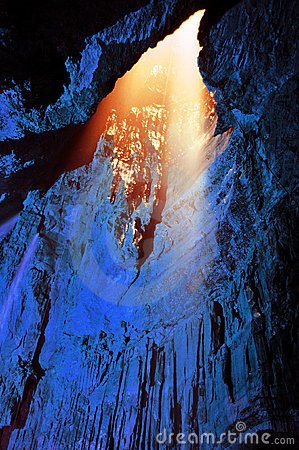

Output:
xmin=0 ymin=0 xmax=298 ymax=448
xmin=0 ymin=0 xmax=223 ymax=220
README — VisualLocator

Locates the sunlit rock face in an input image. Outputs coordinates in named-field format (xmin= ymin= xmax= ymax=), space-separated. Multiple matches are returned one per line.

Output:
xmin=0 ymin=0 xmax=298 ymax=449
xmin=0 ymin=0 xmax=210 ymax=221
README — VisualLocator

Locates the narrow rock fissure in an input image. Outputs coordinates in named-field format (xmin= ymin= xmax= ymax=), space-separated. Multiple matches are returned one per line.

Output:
xmin=0 ymin=296 xmax=51 ymax=449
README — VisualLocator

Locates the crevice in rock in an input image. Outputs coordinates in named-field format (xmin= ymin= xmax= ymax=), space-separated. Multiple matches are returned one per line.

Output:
xmin=134 ymin=171 xmax=168 ymax=269
xmin=222 ymin=344 xmax=234 ymax=403
xmin=211 ymin=301 xmax=225 ymax=352
xmin=0 ymin=296 xmax=51 ymax=450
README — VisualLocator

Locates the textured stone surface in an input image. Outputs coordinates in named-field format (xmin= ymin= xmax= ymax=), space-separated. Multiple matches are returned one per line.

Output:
xmin=0 ymin=0 xmax=240 ymax=222
xmin=0 ymin=0 xmax=298 ymax=448
xmin=0 ymin=0 xmax=201 ymax=221
xmin=197 ymin=0 xmax=299 ymax=436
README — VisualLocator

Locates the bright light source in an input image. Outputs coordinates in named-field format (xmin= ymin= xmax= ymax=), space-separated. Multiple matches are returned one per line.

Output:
xmin=65 ymin=11 xmax=211 ymax=170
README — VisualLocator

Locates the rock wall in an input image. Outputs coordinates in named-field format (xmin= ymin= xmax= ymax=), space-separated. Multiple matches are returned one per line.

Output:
xmin=1 ymin=0 xmax=223 ymax=221
xmin=198 ymin=0 xmax=298 ymax=434
xmin=0 ymin=0 xmax=298 ymax=448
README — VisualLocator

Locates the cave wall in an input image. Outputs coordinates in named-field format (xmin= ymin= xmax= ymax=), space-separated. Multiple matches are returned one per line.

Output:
xmin=198 ymin=0 xmax=298 ymax=431
xmin=0 ymin=0 xmax=298 ymax=448
xmin=0 ymin=0 xmax=215 ymax=221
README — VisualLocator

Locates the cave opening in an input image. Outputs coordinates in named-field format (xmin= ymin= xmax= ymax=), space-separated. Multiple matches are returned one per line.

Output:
xmin=61 ymin=10 xmax=216 ymax=171
xmin=59 ymin=11 xmax=231 ymax=268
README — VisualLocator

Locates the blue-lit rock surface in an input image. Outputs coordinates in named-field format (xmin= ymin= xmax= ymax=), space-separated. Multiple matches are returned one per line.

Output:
xmin=0 ymin=0 xmax=298 ymax=448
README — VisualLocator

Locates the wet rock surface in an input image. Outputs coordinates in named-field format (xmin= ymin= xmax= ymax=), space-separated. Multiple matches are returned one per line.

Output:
xmin=0 ymin=0 xmax=298 ymax=448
